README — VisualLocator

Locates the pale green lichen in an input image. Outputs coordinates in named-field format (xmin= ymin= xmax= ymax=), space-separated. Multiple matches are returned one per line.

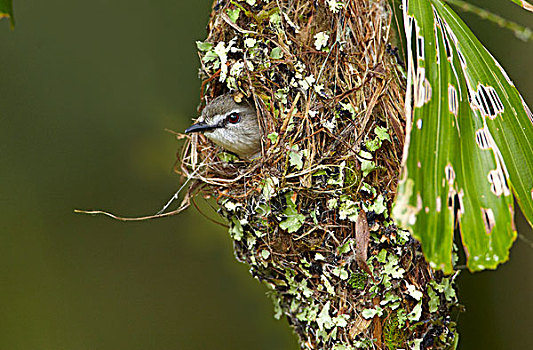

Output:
xmin=340 ymin=101 xmax=358 ymax=118
xmin=274 ymin=87 xmax=289 ymax=104
xmin=327 ymin=0 xmax=345 ymax=13
xmin=270 ymin=46 xmax=283 ymax=59
xmin=362 ymin=306 xmax=383 ymax=319
xmin=267 ymin=132 xmax=279 ymax=144
xmin=338 ymin=196 xmax=358 ymax=221
xmin=315 ymin=252 xmax=326 ymax=261
xmin=316 ymin=301 xmax=333 ymax=330
xmin=223 ymin=199 xmax=242 ymax=211
xmin=361 ymin=182 xmax=377 ymax=196
xmin=196 ymin=40 xmax=213 ymax=52
xmin=214 ymin=39 xmax=237 ymax=82
xmin=366 ymin=125 xmax=391 ymax=152
xmin=279 ymin=192 xmax=306 ymax=233
xmin=314 ymin=31 xmax=330 ymax=51
xmin=227 ymin=60 xmax=254 ymax=89
xmin=368 ymin=194 xmax=387 ymax=216
xmin=229 ymin=216 xmax=244 ymax=241
xmin=427 ymin=284 xmax=440 ymax=313
xmin=380 ymin=291 xmax=401 ymax=309
xmin=332 ymin=266 xmax=349 ymax=280
xmin=407 ymin=301 xmax=422 ymax=322
xmin=320 ymin=274 xmax=336 ymax=295
xmin=337 ymin=240 xmax=352 ymax=254
xmin=261 ymin=176 xmax=278 ymax=200
xmin=269 ymin=11 xmax=281 ymax=26
xmin=226 ymin=7 xmax=240 ymax=22
xmin=244 ymin=37 xmax=256 ymax=48
xmin=359 ymin=150 xmax=376 ymax=177
xmin=261 ymin=249 xmax=271 ymax=259
xmin=382 ymin=253 xmax=405 ymax=279
xmin=289 ymin=145 xmax=305 ymax=170
xmin=296 ymin=74 xmax=316 ymax=91
xmin=406 ymin=283 xmax=423 ymax=301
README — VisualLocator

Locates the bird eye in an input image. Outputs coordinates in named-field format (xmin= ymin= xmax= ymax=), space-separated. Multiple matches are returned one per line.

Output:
xmin=227 ymin=112 xmax=240 ymax=124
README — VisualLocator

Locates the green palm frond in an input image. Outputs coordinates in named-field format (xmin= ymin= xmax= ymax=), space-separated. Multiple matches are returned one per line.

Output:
xmin=0 ymin=0 xmax=13 ymax=28
xmin=393 ymin=0 xmax=533 ymax=273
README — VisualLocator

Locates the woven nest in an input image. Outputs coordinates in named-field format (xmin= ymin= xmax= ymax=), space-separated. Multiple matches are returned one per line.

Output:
xmin=177 ymin=0 xmax=459 ymax=348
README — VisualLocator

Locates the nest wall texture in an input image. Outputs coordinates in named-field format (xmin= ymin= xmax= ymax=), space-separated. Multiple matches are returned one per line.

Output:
xmin=179 ymin=0 xmax=460 ymax=349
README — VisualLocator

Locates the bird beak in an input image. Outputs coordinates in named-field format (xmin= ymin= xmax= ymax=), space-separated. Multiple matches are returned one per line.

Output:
xmin=185 ymin=121 xmax=215 ymax=134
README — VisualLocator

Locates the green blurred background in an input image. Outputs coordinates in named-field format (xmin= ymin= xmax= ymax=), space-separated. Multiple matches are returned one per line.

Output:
xmin=0 ymin=0 xmax=531 ymax=349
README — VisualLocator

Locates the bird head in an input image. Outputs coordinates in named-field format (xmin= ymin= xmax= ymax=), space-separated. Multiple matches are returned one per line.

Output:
xmin=185 ymin=95 xmax=261 ymax=159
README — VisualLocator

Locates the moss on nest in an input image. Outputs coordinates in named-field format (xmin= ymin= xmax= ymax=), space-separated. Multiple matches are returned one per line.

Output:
xmin=177 ymin=0 xmax=460 ymax=348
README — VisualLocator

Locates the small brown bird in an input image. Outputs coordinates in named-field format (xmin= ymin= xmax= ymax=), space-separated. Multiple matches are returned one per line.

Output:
xmin=185 ymin=95 xmax=261 ymax=159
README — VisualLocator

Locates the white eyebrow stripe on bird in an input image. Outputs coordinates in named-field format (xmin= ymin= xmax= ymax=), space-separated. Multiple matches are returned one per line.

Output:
xmin=212 ymin=109 xmax=247 ymax=125
xmin=210 ymin=114 xmax=227 ymax=126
